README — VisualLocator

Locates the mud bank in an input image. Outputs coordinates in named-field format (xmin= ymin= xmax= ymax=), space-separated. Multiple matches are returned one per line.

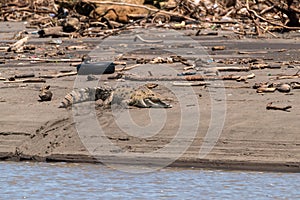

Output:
xmin=0 ymin=23 xmax=299 ymax=172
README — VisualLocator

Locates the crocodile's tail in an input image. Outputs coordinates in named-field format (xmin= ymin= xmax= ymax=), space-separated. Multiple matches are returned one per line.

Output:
xmin=59 ymin=88 xmax=97 ymax=108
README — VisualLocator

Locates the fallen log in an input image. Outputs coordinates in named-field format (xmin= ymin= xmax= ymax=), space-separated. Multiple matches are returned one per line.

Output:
xmin=38 ymin=26 xmax=69 ymax=38
xmin=3 ymin=78 xmax=46 ymax=83
xmin=124 ymin=73 xmax=255 ymax=82
xmin=39 ymin=71 xmax=77 ymax=79
xmin=14 ymin=73 xmax=35 ymax=79
xmin=124 ymin=75 xmax=185 ymax=81
xmin=250 ymin=63 xmax=282 ymax=70
xmin=273 ymin=73 xmax=300 ymax=80
xmin=20 ymin=58 xmax=82 ymax=63
xmin=215 ymin=66 xmax=250 ymax=72
xmin=266 ymin=102 xmax=292 ymax=112
xmin=172 ymin=81 xmax=208 ymax=86
xmin=236 ymin=73 xmax=255 ymax=82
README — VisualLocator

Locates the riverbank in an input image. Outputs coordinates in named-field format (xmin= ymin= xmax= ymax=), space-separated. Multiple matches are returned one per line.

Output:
xmin=0 ymin=22 xmax=299 ymax=172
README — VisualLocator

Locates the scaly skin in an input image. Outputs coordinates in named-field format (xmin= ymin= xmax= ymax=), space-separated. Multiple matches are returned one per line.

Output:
xmin=59 ymin=84 xmax=172 ymax=108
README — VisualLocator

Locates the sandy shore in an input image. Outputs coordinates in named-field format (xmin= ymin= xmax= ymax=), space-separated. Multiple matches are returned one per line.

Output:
xmin=0 ymin=22 xmax=299 ymax=172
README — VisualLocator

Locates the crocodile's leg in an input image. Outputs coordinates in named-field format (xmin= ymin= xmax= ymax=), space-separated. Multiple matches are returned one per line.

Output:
xmin=144 ymin=98 xmax=172 ymax=108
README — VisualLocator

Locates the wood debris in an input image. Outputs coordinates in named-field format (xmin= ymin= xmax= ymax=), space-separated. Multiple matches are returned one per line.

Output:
xmin=3 ymin=78 xmax=46 ymax=83
xmin=1 ymin=0 xmax=298 ymax=38
xmin=39 ymin=71 xmax=77 ymax=79
xmin=7 ymin=36 xmax=29 ymax=52
xmin=123 ymin=73 xmax=255 ymax=82
xmin=266 ymin=102 xmax=292 ymax=112
xmin=212 ymin=46 xmax=226 ymax=51
xmin=172 ymin=81 xmax=208 ymax=86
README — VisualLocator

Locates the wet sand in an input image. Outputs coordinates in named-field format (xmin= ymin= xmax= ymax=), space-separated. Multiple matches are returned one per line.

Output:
xmin=0 ymin=22 xmax=299 ymax=172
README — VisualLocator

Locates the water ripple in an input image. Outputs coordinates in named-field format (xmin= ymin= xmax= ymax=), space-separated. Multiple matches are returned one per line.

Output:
xmin=0 ymin=162 xmax=299 ymax=199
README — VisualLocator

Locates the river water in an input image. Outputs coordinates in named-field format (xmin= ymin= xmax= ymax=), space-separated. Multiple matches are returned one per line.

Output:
xmin=0 ymin=161 xmax=299 ymax=199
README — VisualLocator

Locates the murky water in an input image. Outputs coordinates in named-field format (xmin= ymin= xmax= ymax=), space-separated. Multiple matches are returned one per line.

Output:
xmin=0 ymin=161 xmax=299 ymax=199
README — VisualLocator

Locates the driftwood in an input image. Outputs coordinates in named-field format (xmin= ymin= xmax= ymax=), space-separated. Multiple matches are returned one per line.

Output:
xmin=82 ymin=0 xmax=196 ymax=22
xmin=291 ymin=82 xmax=300 ymax=89
xmin=172 ymin=81 xmax=208 ymax=86
xmin=66 ymin=45 xmax=88 ymax=50
xmin=250 ymin=63 xmax=282 ymax=70
xmin=7 ymin=36 xmax=29 ymax=52
xmin=273 ymin=70 xmax=300 ymax=80
xmin=14 ymin=73 xmax=35 ymax=79
xmin=246 ymin=0 xmax=300 ymax=30
xmin=0 ymin=47 xmax=9 ymax=51
xmin=39 ymin=71 xmax=77 ymax=79
xmin=38 ymin=26 xmax=70 ymax=38
xmin=238 ymin=50 xmax=268 ymax=54
xmin=266 ymin=0 xmax=300 ymax=28
xmin=214 ymin=66 xmax=250 ymax=72
xmin=236 ymin=73 xmax=255 ymax=82
xmin=124 ymin=75 xmax=185 ymax=81
xmin=274 ymin=75 xmax=300 ymax=80
xmin=20 ymin=58 xmax=82 ymax=63
xmin=115 ymin=64 xmax=141 ymax=72
xmin=123 ymin=73 xmax=255 ymax=82
xmin=212 ymin=46 xmax=226 ymax=51
xmin=257 ymin=87 xmax=276 ymax=93
xmin=2 ymin=0 xmax=299 ymax=39
xmin=3 ymin=78 xmax=46 ymax=83
xmin=266 ymin=102 xmax=292 ymax=112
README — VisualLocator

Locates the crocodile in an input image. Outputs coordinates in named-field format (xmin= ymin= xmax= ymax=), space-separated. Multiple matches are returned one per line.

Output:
xmin=59 ymin=84 xmax=172 ymax=109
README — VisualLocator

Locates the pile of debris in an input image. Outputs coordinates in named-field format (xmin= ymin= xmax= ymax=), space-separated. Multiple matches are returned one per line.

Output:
xmin=0 ymin=0 xmax=299 ymax=37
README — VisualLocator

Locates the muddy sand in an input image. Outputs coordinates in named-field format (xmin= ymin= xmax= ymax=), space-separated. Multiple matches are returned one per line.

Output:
xmin=0 ymin=22 xmax=299 ymax=172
